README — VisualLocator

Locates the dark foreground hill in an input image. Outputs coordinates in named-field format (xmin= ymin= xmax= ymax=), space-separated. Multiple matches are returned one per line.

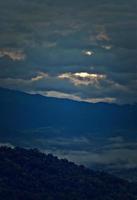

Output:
xmin=0 ymin=147 xmax=137 ymax=200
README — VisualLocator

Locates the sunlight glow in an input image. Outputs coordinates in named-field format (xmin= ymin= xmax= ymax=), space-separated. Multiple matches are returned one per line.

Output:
xmin=83 ymin=50 xmax=94 ymax=56
xmin=58 ymin=72 xmax=106 ymax=86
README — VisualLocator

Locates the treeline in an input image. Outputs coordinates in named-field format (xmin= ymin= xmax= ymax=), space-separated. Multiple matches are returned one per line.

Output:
xmin=0 ymin=146 xmax=137 ymax=200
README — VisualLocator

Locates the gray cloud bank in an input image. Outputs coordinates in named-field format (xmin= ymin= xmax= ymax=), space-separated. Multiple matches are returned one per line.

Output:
xmin=0 ymin=0 xmax=137 ymax=104
xmin=43 ymin=136 xmax=137 ymax=170
xmin=5 ymin=133 xmax=137 ymax=170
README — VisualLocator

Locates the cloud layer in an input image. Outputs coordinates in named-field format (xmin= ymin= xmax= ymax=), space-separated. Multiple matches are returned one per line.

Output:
xmin=0 ymin=0 xmax=137 ymax=104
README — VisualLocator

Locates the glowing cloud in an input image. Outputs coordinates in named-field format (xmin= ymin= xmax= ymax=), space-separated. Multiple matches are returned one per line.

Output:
xmin=102 ymin=45 xmax=112 ymax=50
xmin=58 ymin=72 xmax=106 ymax=86
xmin=0 ymin=49 xmax=26 ymax=61
xmin=74 ymin=72 xmax=105 ymax=79
xmin=31 ymin=72 xmax=49 ymax=81
xmin=83 ymin=50 xmax=94 ymax=56
xmin=96 ymin=32 xmax=110 ymax=41
xmin=40 ymin=90 xmax=115 ymax=104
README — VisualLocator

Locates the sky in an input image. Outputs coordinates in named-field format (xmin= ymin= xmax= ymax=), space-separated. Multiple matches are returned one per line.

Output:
xmin=0 ymin=0 xmax=137 ymax=104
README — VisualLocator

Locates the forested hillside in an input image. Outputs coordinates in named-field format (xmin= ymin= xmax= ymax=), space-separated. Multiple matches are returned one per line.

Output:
xmin=0 ymin=147 xmax=137 ymax=200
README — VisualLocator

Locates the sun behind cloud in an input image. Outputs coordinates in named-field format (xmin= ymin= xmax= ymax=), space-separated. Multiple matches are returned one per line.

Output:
xmin=58 ymin=72 xmax=106 ymax=86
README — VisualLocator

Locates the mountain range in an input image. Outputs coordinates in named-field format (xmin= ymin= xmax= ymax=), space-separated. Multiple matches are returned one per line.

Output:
xmin=0 ymin=87 xmax=137 ymax=181
xmin=0 ymin=87 xmax=137 ymax=138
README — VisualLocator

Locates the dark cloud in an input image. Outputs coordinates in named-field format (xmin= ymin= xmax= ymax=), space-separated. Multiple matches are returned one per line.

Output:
xmin=0 ymin=0 xmax=137 ymax=104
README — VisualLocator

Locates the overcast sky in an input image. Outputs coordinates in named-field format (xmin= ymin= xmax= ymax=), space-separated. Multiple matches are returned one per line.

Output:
xmin=0 ymin=0 xmax=137 ymax=104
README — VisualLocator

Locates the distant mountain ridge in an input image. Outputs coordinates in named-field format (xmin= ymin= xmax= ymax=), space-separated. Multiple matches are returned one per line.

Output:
xmin=0 ymin=146 xmax=137 ymax=200
xmin=0 ymin=87 xmax=137 ymax=139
